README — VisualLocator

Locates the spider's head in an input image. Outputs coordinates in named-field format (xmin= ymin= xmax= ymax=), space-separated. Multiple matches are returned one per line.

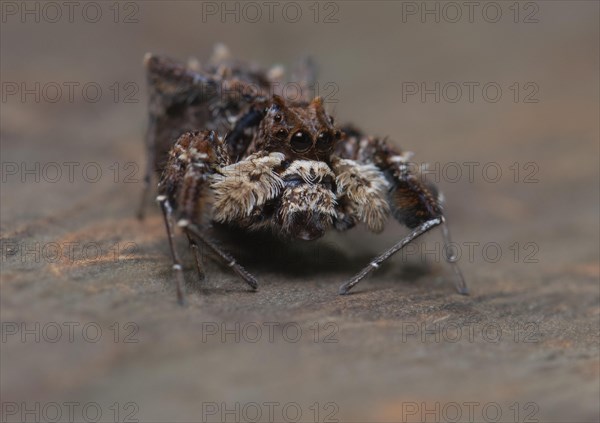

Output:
xmin=252 ymin=96 xmax=343 ymax=240
xmin=258 ymin=95 xmax=343 ymax=161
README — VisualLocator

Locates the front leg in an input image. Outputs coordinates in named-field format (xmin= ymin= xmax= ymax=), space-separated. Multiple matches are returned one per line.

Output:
xmin=336 ymin=130 xmax=468 ymax=295
xmin=156 ymin=194 xmax=187 ymax=305
xmin=159 ymin=131 xmax=257 ymax=302
xmin=339 ymin=217 xmax=445 ymax=295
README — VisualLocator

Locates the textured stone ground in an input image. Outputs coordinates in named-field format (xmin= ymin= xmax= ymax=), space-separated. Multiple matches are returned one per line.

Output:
xmin=1 ymin=2 xmax=598 ymax=422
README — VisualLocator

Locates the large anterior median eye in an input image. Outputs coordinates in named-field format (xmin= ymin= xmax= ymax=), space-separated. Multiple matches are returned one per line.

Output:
xmin=290 ymin=130 xmax=312 ymax=152
xmin=315 ymin=132 xmax=334 ymax=152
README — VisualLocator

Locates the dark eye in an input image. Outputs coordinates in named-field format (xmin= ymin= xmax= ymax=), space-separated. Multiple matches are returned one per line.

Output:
xmin=315 ymin=132 xmax=334 ymax=152
xmin=274 ymin=113 xmax=283 ymax=123
xmin=290 ymin=130 xmax=312 ymax=152
xmin=276 ymin=128 xmax=288 ymax=139
xmin=334 ymin=130 xmax=342 ymax=139
xmin=328 ymin=115 xmax=335 ymax=125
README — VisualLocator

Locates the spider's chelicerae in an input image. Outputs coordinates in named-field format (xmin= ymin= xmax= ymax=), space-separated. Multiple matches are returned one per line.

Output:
xmin=138 ymin=45 xmax=468 ymax=304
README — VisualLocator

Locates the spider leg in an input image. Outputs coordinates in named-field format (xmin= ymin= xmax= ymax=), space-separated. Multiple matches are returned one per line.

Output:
xmin=441 ymin=218 xmax=469 ymax=295
xmin=339 ymin=218 xmax=442 ymax=295
xmin=158 ymin=130 xmax=257 ymax=295
xmin=292 ymin=56 xmax=317 ymax=102
xmin=157 ymin=130 xmax=221 ymax=302
xmin=184 ymin=223 xmax=258 ymax=291
xmin=137 ymin=115 xmax=157 ymax=220
xmin=186 ymin=232 xmax=205 ymax=281
xmin=335 ymin=128 xmax=469 ymax=295
xmin=156 ymin=195 xmax=186 ymax=305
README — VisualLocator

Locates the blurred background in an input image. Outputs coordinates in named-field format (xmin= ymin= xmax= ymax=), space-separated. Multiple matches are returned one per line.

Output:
xmin=1 ymin=1 xmax=599 ymax=422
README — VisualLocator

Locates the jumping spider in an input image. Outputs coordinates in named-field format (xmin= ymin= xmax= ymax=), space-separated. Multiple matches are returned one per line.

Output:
xmin=138 ymin=45 xmax=468 ymax=304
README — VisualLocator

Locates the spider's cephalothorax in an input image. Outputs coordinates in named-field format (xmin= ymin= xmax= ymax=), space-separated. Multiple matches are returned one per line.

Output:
xmin=139 ymin=46 xmax=467 ymax=304
xmin=211 ymin=95 xmax=351 ymax=240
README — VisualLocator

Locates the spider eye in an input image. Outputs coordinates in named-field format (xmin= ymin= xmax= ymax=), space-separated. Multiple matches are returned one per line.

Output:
xmin=276 ymin=128 xmax=288 ymax=139
xmin=290 ymin=130 xmax=312 ymax=152
xmin=315 ymin=132 xmax=334 ymax=152
xmin=328 ymin=115 xmax=335 ymax=125
xmin=274 ymin=113 xmax=283 ymax=123
xmin=334 ymin=130 xmax=342 ymax=139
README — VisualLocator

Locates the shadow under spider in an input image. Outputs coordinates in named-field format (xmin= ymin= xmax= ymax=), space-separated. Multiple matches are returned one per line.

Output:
xmin=195 ymin=223 xmax=433 ymax=282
